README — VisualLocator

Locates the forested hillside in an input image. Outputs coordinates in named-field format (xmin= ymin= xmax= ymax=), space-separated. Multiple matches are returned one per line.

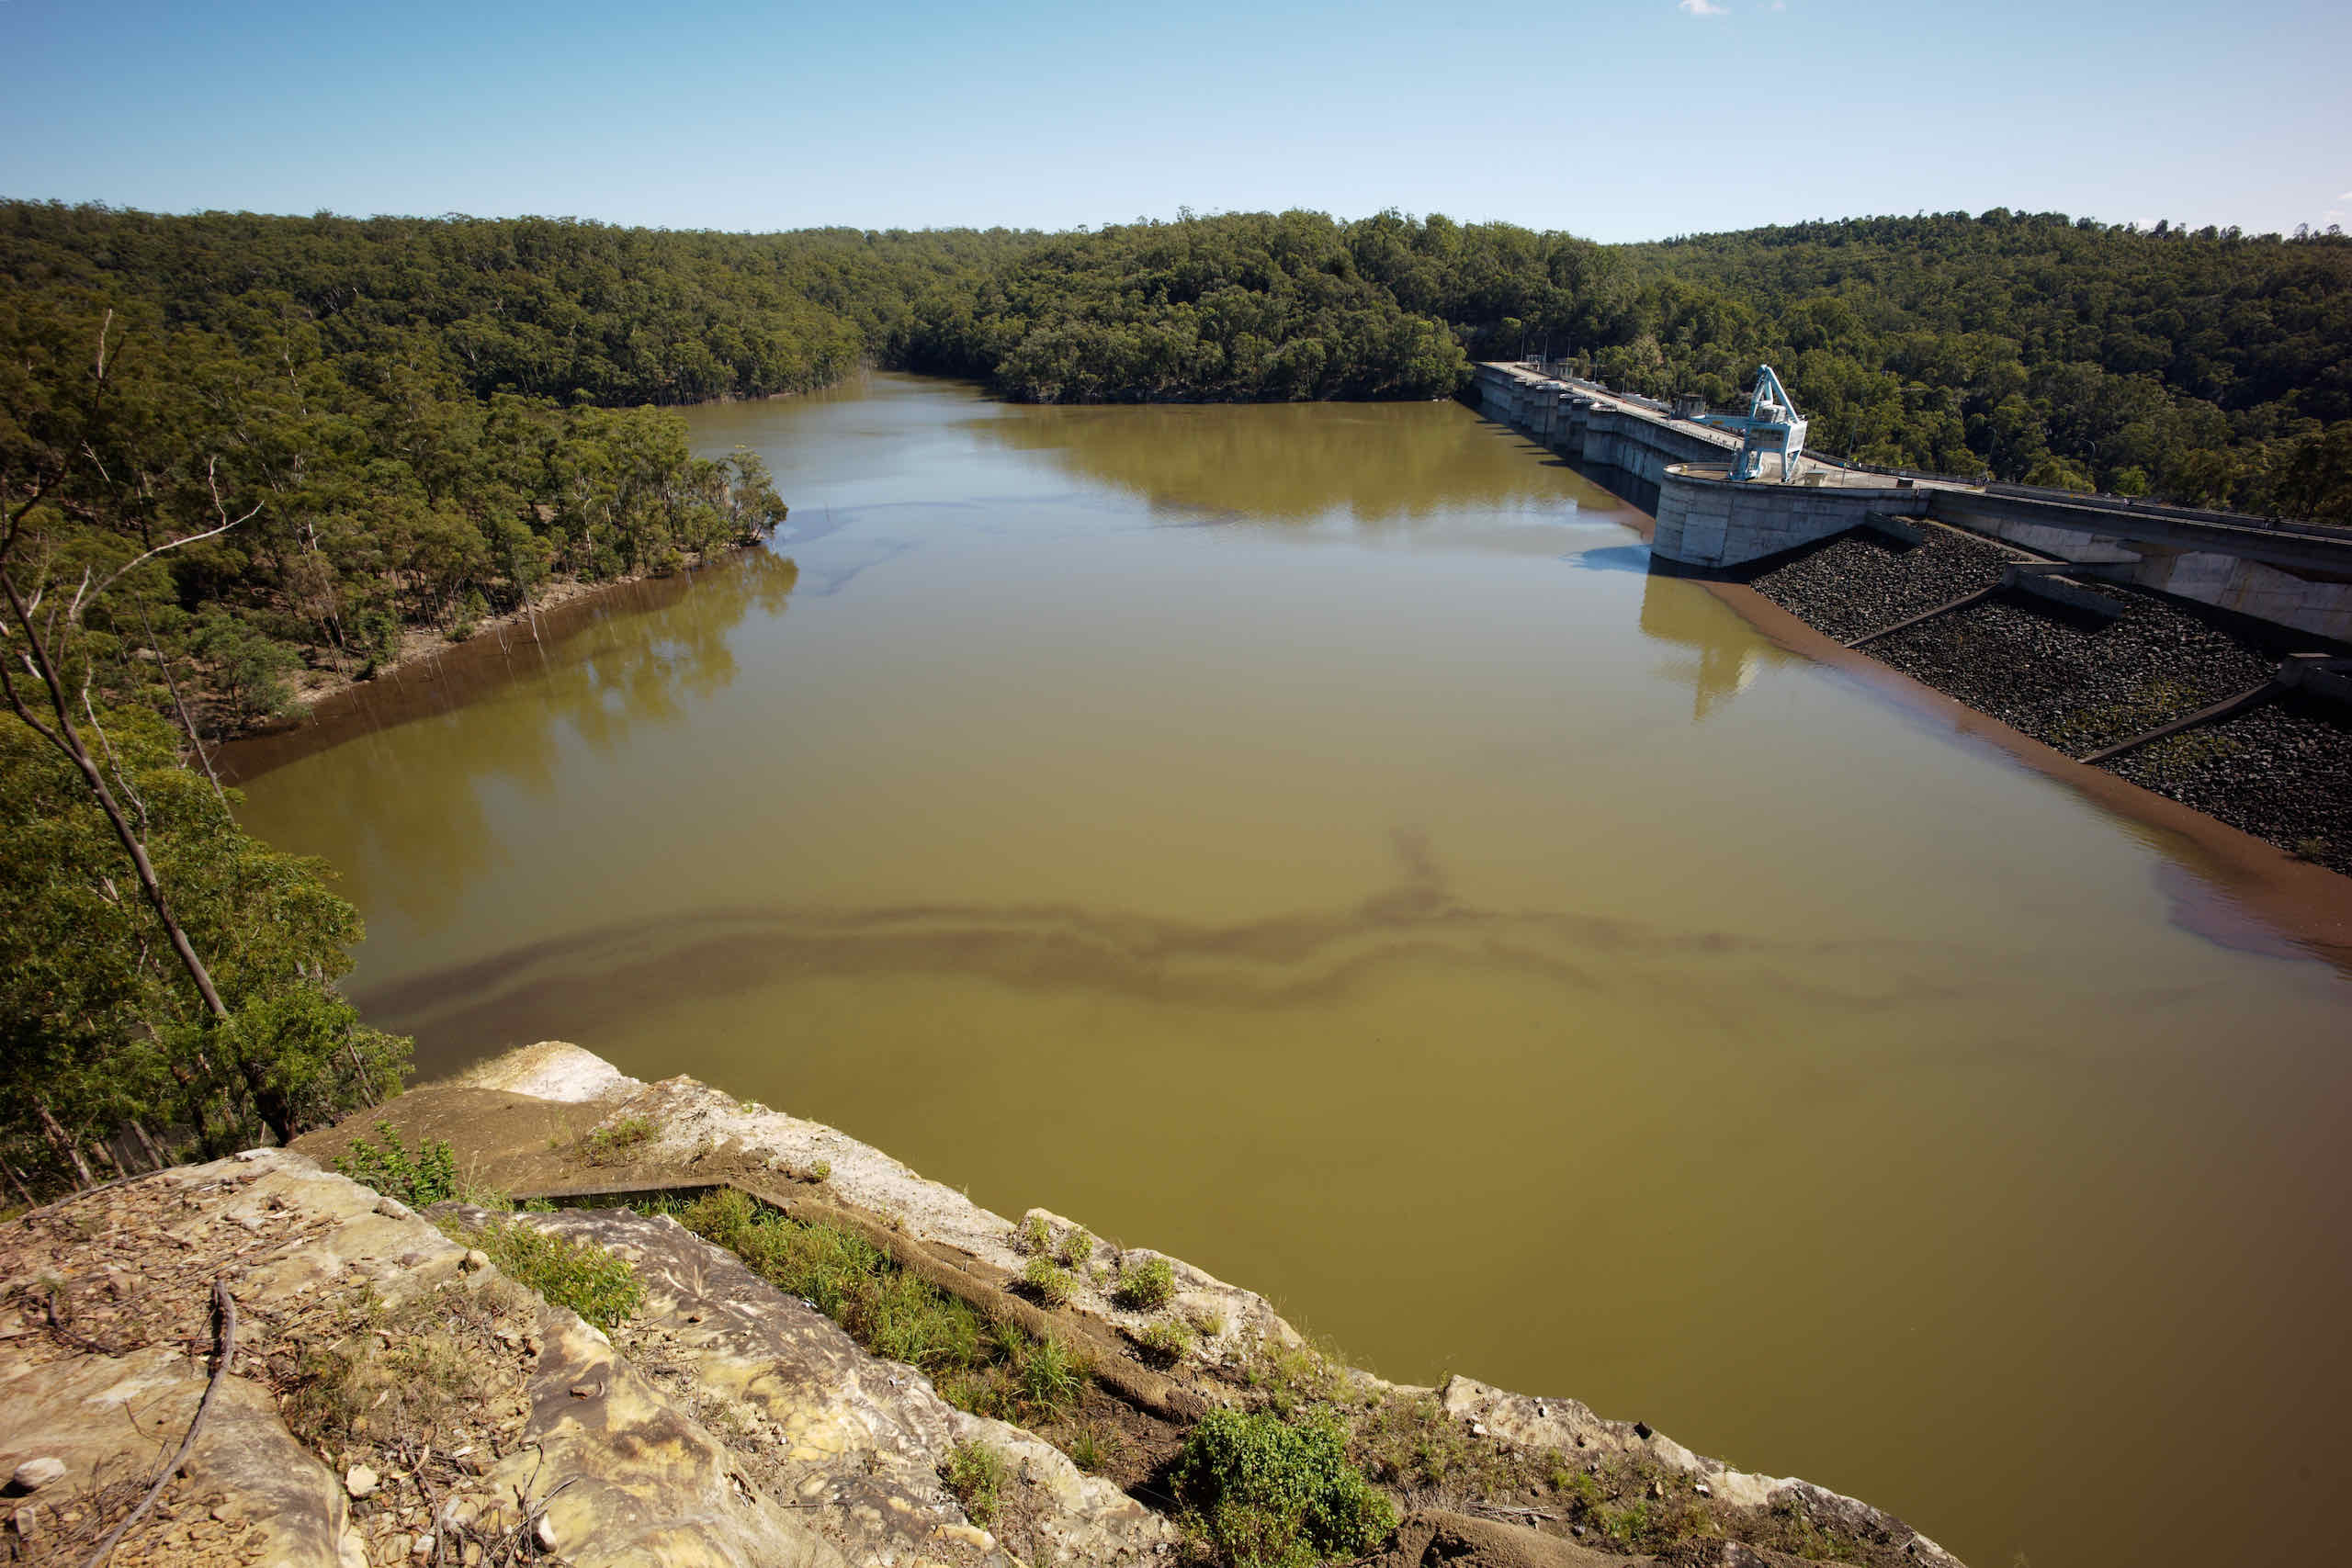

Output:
xmin=10 ymin=202 xmax=2347 ymax=536
xmin=1613 ymin=213 xmax=2352 ymax=508
xmin=885 ymin=208 xmax=2352 ymax=518
xmin=4 ymin=198 xmax=2347 ymax=757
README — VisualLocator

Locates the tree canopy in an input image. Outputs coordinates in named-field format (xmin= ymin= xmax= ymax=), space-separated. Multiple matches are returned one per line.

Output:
xmin=8 ymin=201 xmax=2347 ymax=524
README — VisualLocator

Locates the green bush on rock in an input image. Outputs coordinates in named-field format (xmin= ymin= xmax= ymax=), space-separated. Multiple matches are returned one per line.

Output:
xmin=334 ymin=1122 xmax=458 ymax=1208
xmin=1171 ymin=1408 xmax=1396 ymax=1567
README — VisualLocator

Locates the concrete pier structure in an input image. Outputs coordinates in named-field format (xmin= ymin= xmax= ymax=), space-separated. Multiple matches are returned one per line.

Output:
xmin=1474 ymin=362 xmax=2352 ymax=643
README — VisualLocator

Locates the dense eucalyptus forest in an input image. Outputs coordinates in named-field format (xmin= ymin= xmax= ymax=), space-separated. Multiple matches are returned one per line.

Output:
xmin=3 ymin=197 xmax=2348 ymax=1197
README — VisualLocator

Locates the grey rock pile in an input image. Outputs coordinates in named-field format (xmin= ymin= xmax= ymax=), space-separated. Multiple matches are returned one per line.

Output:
xmin=1867 ymin=581 xmax=2277 ymax=755
xmin=2109 ymin=694 xmax=2352 ymax=874
xmin=1748 ymin=527 xmax=2013 ymax=646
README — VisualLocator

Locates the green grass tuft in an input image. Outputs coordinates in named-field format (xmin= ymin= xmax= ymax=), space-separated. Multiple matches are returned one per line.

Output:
xmin=941 ymin=1440 xmax=1006 ymax=1527
xmin=1133 ymin=1318 xmax=1193 ymax=1368
xmin=1022 ymin=1257 xmax=1077 ymax=1308
xmin=1018 ymin=1334 xmax=1090 ymax=1419
xmin=580 ymin=1113 xmax=658 ymax=1166
xmin=1067 ymin=1422 xmax=1121 ymax=1474
xmin=441 ymin=1217 xmax=641 ymax=1331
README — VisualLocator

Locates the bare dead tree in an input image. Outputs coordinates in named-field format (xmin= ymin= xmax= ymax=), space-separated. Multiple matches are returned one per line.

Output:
xmin=0 ymin=315 xmax=258 ymax=1031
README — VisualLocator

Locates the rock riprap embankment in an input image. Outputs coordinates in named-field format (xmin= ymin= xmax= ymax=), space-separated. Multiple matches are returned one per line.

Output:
xmin=1866 ymin=580 xmax=2278 ymax=756
xmin=1738 ymin=518 xmax=2352 ymax=874
xmin=1748 ymin=525 xmax=2016 ymax=646
xmin=2107 ymin=692 xmax=2352 ymax=874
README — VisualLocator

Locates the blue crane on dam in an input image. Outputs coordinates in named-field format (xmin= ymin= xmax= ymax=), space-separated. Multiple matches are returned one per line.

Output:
xmin=1713 ymin=366 xmax=1810 ymax=482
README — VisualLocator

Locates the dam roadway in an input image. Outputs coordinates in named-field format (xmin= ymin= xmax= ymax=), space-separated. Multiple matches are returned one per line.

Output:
xmin=1475 ymin=360 xmax=2352 ymax=643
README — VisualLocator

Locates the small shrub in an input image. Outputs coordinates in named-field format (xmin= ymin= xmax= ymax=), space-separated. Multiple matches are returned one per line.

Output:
xmin=580 ymin=1113 xmax=658 ymax=1166
xmin=808 ymin=1158 xmax=831 ymax=1182
xmin=1134 ymin=1318 xmax=1193 ymax=1368
xmin=1057 ymin=1229 xmax=1095 ymax=1269
xmin=2292 ymin=835 xmax=2330 ymax=862
xmin=1023 ymin=1257 xmax=1077 ymax=1308
xmin=1012 ymin=1213 xmax=1052 ymax=1255
xmin=334 ymin=1122 xmax=458 ymax=1208
xmin=942 ymin=1440 xmax=1006 ymax=1527
xmin=1172 ymin=1409 xmax=1396 ymax=1568
xmin=445 ymin=1218 xmax=641 ymax=1331
xmin=1185 ymin=1304 xmax=1227 ymax=1338
xmin=1113 ymin=1255 xmax=1175 ymax=1311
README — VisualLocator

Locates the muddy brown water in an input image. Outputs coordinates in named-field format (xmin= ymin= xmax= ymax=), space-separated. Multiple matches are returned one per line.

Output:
xmin=230 ymin=374 xmax=2352 ymax=1568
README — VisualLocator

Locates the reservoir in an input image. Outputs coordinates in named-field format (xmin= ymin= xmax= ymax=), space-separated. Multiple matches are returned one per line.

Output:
xmin=232 ymin=374 xmax=2352 ymax=1568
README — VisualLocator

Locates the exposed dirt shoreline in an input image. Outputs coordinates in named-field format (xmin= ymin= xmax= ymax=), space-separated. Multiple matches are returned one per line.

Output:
xmin=214 ymin=543 xmax=761 ymax=786
xmin=1702 ymin=578 xmax=2352 ymax=972
xmin=1594 ymin=491 xmax=2352 ymax=973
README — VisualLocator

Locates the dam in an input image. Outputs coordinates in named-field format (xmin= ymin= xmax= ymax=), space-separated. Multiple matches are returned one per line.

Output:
xmin=1474 ymin=361 xmax=2352 ymax=644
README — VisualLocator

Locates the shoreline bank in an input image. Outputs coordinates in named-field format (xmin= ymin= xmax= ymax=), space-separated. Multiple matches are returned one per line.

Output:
xmin=214 ymin=542 xmax=766 ymax=786
xmin=1577 ymin=456 xmax=2352 ymax=970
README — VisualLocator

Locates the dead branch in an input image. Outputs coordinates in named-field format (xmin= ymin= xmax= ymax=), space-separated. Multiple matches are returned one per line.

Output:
xmin=82 ymin=1277 xmax=237 ymax=1568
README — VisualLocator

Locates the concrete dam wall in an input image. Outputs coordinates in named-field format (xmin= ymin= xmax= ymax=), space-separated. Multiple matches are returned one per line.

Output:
xmin=1474 ymin=362 xmax=2352 ymax=644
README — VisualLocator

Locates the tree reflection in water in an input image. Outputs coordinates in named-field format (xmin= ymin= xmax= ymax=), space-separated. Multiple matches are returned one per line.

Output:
xmin=225 ymin=550 xmax=797 ymax=930
xmin=973 ymin=399 xmax=1643 ymax=532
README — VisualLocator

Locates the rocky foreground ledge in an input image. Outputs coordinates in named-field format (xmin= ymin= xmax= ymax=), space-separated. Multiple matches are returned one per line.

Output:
xmin=0 ymin=1045 xmax=1964 ymax=1568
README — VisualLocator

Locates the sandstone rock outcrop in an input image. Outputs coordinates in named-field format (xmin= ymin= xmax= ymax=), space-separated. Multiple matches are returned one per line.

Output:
xmin=0 ymin=1152 xmax=1024 ymax=1567
xmin=3 ymin=1044 xmax=1964 ymax=1568
xmin=435 ymin=1202 xmax=1174 ymax=1567
xmin=304 ymin=1043 xmax=1963 ymax=1568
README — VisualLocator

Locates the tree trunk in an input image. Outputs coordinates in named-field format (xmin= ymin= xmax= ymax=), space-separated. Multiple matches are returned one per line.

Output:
xmin=0 ymin=1156 xmax=37 ymax=1209
xmin=36 ymin=1102 xmax=95 ymax=1188
xmin=2 ymin=570 xmax=232 ymax=1023
xmin=138 ymin=598 xmax=225 ymax=807
xmin=130 ymin=1119 xmax=168 ymax=1171
xmin=345 ymin=1036 xmax=382 ymax=1108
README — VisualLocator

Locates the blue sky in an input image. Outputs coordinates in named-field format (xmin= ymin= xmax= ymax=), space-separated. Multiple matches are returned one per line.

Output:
xmin=5 ymin=0 xmax=2347 ymax=241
